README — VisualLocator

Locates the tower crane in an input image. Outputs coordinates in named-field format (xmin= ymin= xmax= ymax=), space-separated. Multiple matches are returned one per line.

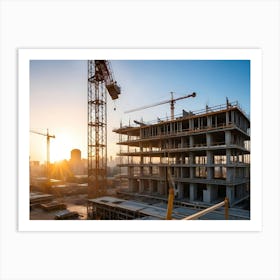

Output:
xmin=30 ymin=129 xmax=55 ymax=180
xmin=125 ymin=92 xmax=196 ymax=120
xmin=88 ymin=60 xmax=121 ymax=198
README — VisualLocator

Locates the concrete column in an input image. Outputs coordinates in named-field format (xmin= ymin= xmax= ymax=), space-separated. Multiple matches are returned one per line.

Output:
xmin=226 ymin=149 xmax=231 ymax=165
xmin=203 ymin=187 xmax=210 ymax=203
xmin=158 ymin=181 xmax=164 ymax=195
xmin=181 ymin=136 xmax=185 ymax=148
xmin=190 ymin=168 xmax=194 ymax=179
xmin=207 ymin=151 xmax=213 ymax=180
xmin=189 ymin=135 xmax=194 ymax=147
xmin=177 ymin=182 xmax=184 ymax=199
xmin=190 ymin=183 xmax=197 ymax=201
xmin=226 ymin=112 xmax=229 ymax=125
xmin=207 ymin=167 xmax=213 ymax=180
xmin=206 ymin=133 xmax=213 ymax=147
xmin=207 ymin=115 xmax=212 ymax=128
xmin=189 ymin=152 xmax=194 ymax=165
xmin=226 ymin=186 xmax=234 ymax=205
xmin=128 ymin=179 xmax=133 ymax=192
xmin=139 ymin=180 xmax=144 ymax=193
xmin=226 ymin=168 xmax=234 ymax=183
xmin=189 ymin=152 xmax=194 ymax=179
xmin=203 ymin=185 xmax=218 ymax=203
xmin=189 ymin=119 xmax=193 ymax=130
xmin=207 ymin=150 xmax=213 ymax=165
xmin=225 ymin=131 xmax=231 ymax=145
xmin=148 ymin=179 xmax=153 ymax=193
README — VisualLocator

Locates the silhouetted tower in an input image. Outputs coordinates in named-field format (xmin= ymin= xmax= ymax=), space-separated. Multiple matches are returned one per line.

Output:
xmin=71 ymin=149 xmax=81 ymax=161
xmin=30 ymin=129 xmax=55 ymax=180
xmin=88 ymin=60 xmax=121 ymax=198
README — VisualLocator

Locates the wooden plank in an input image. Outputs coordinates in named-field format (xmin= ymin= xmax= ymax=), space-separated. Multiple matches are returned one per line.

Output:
xmin=182 ymin=200 xmax=226 ymax=220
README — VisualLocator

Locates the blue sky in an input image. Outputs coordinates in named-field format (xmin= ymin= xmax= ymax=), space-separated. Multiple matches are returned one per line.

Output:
xmin=30 ymin=60 xmax=250 ymax=163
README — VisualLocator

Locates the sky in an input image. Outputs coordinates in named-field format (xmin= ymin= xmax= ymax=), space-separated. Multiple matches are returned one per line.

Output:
xmin=30 ymin=60 xmax=250 ymax=163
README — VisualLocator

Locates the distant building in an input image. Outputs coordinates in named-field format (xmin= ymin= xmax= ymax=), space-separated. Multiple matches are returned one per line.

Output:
xmin=30 ymin=160 xmax=45 ymax=178
xmin=69 ymin=149 xmax=85 ymax=175
xmin=71 ymin=149 xmax=81 ymax=161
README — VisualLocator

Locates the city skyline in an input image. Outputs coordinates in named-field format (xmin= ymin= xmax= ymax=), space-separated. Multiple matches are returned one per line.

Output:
xmin=30 ymin=59 xmax=250 ymax=163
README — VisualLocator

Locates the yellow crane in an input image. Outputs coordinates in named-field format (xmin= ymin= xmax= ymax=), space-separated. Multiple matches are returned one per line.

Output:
xmin=166 ymin=167 xmax=175 ymax=220
xmin=30 ymin=129 xmax=55 ymax=180
xmin=125 ymin=92 xmax=196 ymax=120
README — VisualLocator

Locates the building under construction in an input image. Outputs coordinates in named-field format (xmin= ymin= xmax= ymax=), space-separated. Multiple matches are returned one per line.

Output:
xmin=113 ymin=99 xmax=250 ymax=207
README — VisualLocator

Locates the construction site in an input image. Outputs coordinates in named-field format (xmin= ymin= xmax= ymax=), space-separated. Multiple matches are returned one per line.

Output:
xmin=30 ymin=60 xmax=250 ymax=221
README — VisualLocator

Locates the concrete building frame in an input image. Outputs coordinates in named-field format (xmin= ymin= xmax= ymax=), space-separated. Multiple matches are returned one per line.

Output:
xmin=114 ymin=100 xmax=250 ymax=206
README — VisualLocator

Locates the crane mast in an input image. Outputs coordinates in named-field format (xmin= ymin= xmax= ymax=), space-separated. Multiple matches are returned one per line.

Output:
xmin=88 ymin=60 xmax=120 ymax=198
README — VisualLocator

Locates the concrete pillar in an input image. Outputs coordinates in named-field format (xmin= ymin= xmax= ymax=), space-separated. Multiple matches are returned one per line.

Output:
xmin=207 ymin=151 xmax=213 ymax=165
xmin=226 ymin=168 xmax=234 ymax=182
xmin=189 ymin=152 xmax=194 ymax=164
xmin=189 ymin=135 xmax=194 ymax=147
xmin=206 ymin=133 xmax=213 ymax=147
xmin=148 ymin=179 xmax=153 ymax=193
xmin=189 ymin=152 xmax=195 ymax=180
xmin=226 ymin=149 xmax=231 ymax=165
xmin=177 ymin=182 xmax=184 ymax=199
xmin=207 ymin=151 xmax=213 ymax=180
xmin=189 ymin=119 xmax=194 ymax=130
xmin=226 ymin=112 xmax=229 ymax=125
xmin=203 ymin=185 xmax=218 ymax=203
xmin=181 ymin=136 xmax=185 ymax=148
xmin=225 ymin=131 xmax=231 ymax=145
xmin=207 ymin=115 xmax=212 ymax=128
xmin=226 ymin=186 xmax=235 ymax=205
xmin=128 ymin=179 xmax=133 ymax=192
xmin=139 ymin=180 xmax=144 ymax=193
xmin=189 ymin=183 xmax=197 ymax=201
xmin=158 ymin=181 xmax=164 ymax=195
xmin=203 ymin=187 xmax=210 ymax=203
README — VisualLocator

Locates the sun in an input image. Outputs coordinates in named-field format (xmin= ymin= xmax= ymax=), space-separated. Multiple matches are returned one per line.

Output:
xmin=50 ymin=143 xmax=69 ymax=163
xmin=50 ymin=134 xmax=72 ymax=163
xmin=49 ymin=132 xmax=86 ymax=163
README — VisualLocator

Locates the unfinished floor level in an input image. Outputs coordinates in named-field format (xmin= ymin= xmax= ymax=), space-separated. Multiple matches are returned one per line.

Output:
xmin=114 ymin=100 xmax=250 ymax=206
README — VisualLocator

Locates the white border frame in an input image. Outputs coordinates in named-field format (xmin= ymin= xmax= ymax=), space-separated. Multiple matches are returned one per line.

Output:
xmin=18 ymin=48 xmax=262 ymax=232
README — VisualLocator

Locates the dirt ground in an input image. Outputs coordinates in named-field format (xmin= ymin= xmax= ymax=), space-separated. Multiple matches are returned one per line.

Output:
xmin=30 ymin=187 xmax=119 ymax=220
xmin=30 ymin=194 xmax=88 ymax=220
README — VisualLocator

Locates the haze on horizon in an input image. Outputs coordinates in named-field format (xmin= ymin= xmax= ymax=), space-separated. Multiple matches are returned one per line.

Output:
xmin=30 ymin=60 xmax=250 ymax=164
